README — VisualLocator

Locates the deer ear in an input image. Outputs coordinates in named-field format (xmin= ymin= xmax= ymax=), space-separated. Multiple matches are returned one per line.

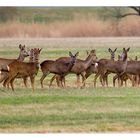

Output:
xmin=75 ymin=52 xmax=79 ymax=57
xmin=19 ymin=44 xmax=22 ymax=49
xmin=69 ymin=51 xmax=73 ymax=57
xmin=114 ymin=48 xmax=117 ymax=52
xmin=39 ymin=48 xmax=42 ymax=53
xmin=127 ymin=47 xmax=130 ymax=52
xmin=86 ymin=50 xmax=89 ymax=55
xmin=108 ymin=48 xmax=112 ymax=53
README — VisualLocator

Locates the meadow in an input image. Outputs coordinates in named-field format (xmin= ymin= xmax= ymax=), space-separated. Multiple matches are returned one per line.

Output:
xmin=0 ymin=37 xmax=140 ymax=132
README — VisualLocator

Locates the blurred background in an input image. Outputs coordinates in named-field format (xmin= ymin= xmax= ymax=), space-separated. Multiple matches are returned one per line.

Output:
xmin=0 ymin=7 xmax=140 ymax=38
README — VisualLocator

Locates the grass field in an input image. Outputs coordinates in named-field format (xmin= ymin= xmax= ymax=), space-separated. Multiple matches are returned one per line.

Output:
xmin=0 ymin=37 xmax=140 ymax=133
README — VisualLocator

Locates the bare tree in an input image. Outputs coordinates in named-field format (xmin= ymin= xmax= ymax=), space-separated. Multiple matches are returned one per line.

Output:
xmin=118 ymin=7 xmax=140 ymax=18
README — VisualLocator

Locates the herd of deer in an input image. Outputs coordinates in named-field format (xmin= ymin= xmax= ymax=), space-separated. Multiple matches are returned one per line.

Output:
xmin=0 ymin=44 xmax=140 ymax=92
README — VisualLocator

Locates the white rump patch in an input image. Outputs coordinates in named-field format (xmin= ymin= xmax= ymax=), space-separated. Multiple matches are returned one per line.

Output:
xmin=95 ymin=63 xmax=98 ymax=68
xmin=7 ymin=65 xmax=10 ymax=71
xmin=0 ymin=71 xmax=1 ymax=74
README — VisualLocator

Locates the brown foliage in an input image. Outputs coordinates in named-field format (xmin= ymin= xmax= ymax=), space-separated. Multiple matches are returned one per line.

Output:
xmin=0 ymin=17 xmax=140 ymax=37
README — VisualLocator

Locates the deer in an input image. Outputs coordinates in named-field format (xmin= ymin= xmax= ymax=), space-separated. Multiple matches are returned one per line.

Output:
xmin=0 ymin=44 xmax=29 ymax=84
xmin=40 ymin=52 xmax=79 ymax=88
xmin=94 ymin=48 xmax=130 ymax=87
xmin=8 ymin=48 xmax=39 ymax=88
xmin=113 ymin=55 xmax=135 ymax=87
xmin=85 ymin=48 xmax=117 ymax=87
xmin=93 ymin=48 xmax=117 ymax=87
xmin=113 ymin=50 xmax=140 ymax=87
xmin=48 ymin=50 xmax=97 ymax=88
xmin=2 ymin=48 xmax=42 ymax=92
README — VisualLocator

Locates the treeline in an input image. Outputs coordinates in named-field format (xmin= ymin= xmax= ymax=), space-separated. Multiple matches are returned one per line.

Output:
xmin=0 ymin=7 xmax=140 ymax=37
xmin=0 ymin=7 xmax=128 ymax=23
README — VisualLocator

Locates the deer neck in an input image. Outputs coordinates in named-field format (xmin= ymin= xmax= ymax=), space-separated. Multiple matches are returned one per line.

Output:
xmin=67 ymin=60 xmax=75 ymax=71
xmin=29 ymin=54 xmax=34 ymax=62
xmin=84 ymin=55 xmax=93 ymax=69
xmin=111 ymin=57 xmax=114 ymax=61
xmin=17 ymin=52 xmax=25 ymax=61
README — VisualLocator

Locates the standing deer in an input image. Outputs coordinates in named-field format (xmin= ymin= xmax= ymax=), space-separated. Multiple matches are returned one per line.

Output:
xmin=10 ymin=48 xmax=38 ymax=88
xmin=94 ymin=48 xmax=130 ymax=87
xmin=93 ymin=48 xmax=117 ymax=87
xmin=49 ymin=50 xmax=97 ymax=88
xmin=40 ymin=52 xmax=79 ymax=88
xmin=113 ymin=55 xmax=136 ymax=87
xmin=114 ymin=50 xmax=140 ymax=87
xmin=85 ymin=48 xmax=117 ymax=87
xmin=2 ymin=48 xmax=42 ymax=92
xmin=0 ymin=44 xmax=29 ymax=84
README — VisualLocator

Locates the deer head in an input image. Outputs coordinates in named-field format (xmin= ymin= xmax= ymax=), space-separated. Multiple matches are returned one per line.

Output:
xmin=120 ymin=47 xmax=130 ymax=61
xmin=69 ymin=51 xmax=79 ymax=65
xmin=33 ymin=48 xmax=42 ymax=63
xmin=108 ymin=48 xmax=117 ymax=60
xmin=19 ymin=44 xmax=29 ymax=57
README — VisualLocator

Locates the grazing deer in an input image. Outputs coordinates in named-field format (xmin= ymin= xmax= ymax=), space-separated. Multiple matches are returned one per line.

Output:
xmin=0 ymin=44 xmax=29 ymax=84
xmin=2 ymin=48 xmax=42 ymax=92
xmin=40 ymin=52 xmax=79 ymax=88
xmin=94 ymin=48 xmax=130 ymax=87
xmin=49 ymin=50 xmax=97 ymax=88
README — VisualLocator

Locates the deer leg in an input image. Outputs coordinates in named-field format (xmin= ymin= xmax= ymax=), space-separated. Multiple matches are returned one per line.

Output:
xmin=136 ymin=75 xmax=139 ymax=87
xmin=81 ymin=73 xmax=86 ymax=88
xmin=61 ymin=76 xmax=66 ymax=88
xmin=102 ymin=74 xmax=106 ymax=87
xmin=120 ymin=78 xmax=123 ymax=87
xmin=94 ymin=73 xmax=100 ymax=87
xmin=0 ymin=72 xmax=8 ymax=83
xmin=99 ymin=75 xmax=104 ymax=86
xmin=23 ymin=77 xmax=28 ymax=88
xmin=105 ymin=74 xmax=109 ymax=87
xmin=77 ymin=74 xmax=80 ymax=88
xmin=113 ymin=74 xmax=119 ymax=87
xmin=40 ymin=72 xmax=49 ymax=88
xmin=10 ymin=77 xmax=16 ymax=91
xmin=3 ymin=74 xmax=16 ymax=90
xmin=124 ymin=80 xmax=127 ymax=87
xmin=49 ymin=75 xmax=57 ymax=88
xmin=85 ymin=72 xmax=91 ymax=80
xmin=62 ymin=77 xmax=66 ymax=87
xmin=30 ymin=76 xmax=35 ymax=92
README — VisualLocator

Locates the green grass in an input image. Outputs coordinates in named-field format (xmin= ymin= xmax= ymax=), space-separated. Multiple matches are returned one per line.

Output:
xmin=0 ymin=88 xmax=140 ymax=132
xmin=0 ymin=37 xmax=140 ymax=132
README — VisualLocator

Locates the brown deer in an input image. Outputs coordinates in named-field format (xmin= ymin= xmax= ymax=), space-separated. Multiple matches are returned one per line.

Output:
xmin=2 ymin=48 xmax=42 ymax=92
xmin=49 ymin=50 xmax=97 ymax=88
xmin=85 ymin=48 xmax=117 ymax=87
xmin=40 ymin=52 xmax=79 ymax=88
xmin=113 ymin=55 xmax=135 ymax=87
xmin=114 ymin=52 xmax=140 ymax=87
xmin=9 ymin=48 xmax=38 ymax=88
xmin=93 ymin=48 xmax=118 ymax=87
xmin=94 ymin=48 xmax=130 ymax=87
xmin=0 ymin=44 xmax=29 ymax=84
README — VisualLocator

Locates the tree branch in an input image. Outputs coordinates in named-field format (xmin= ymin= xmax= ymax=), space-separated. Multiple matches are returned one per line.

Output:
xmin=118 ymin=13 xmax=140 ymax=18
